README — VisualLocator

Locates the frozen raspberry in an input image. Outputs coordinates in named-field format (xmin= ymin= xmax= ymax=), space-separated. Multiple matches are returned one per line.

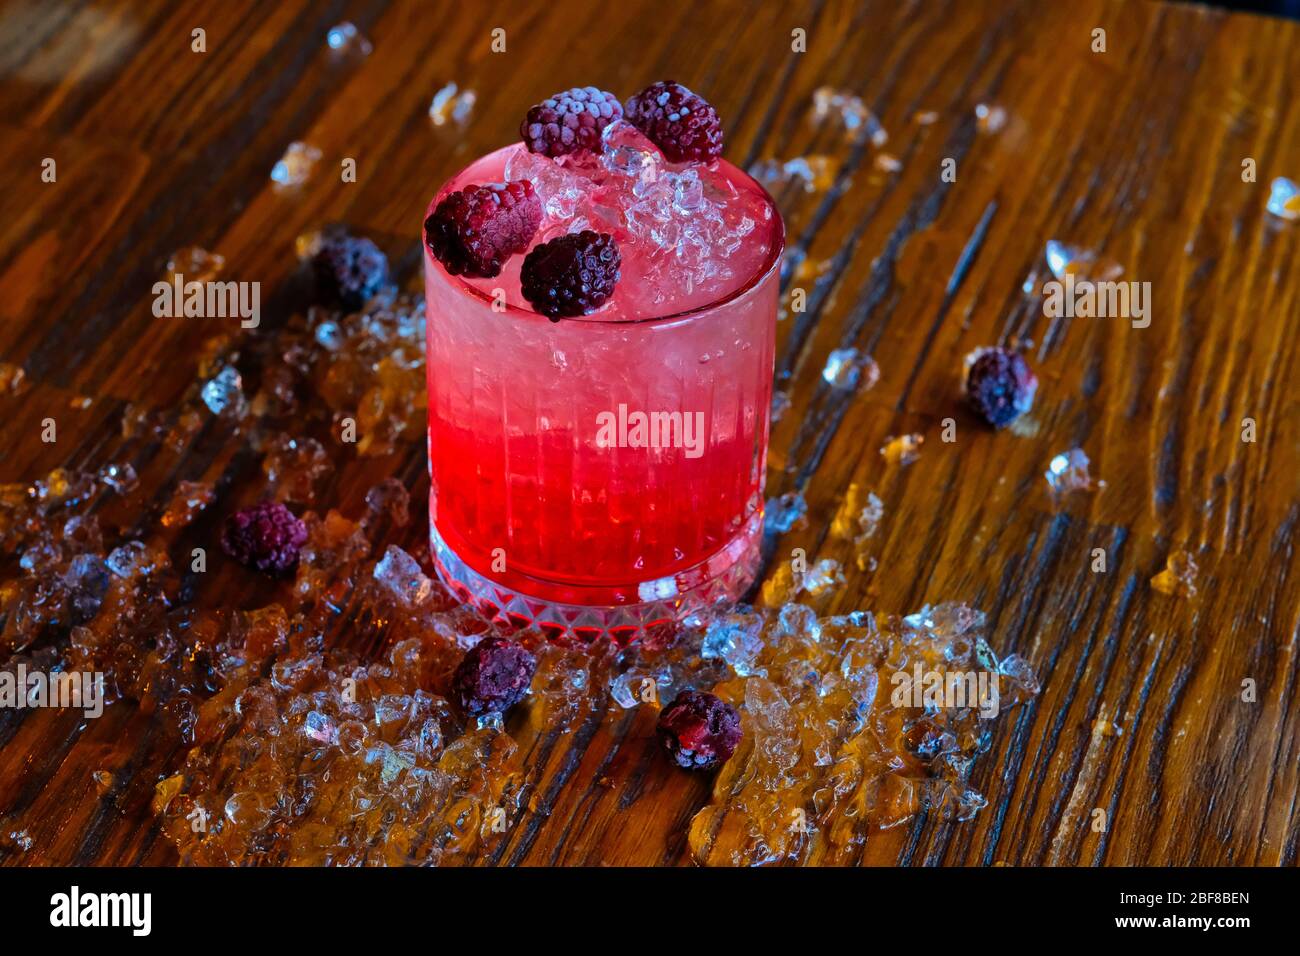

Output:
xmin=312 ymin=233 xmax=388 ymax=310
xmin=520 ymin=230 xmax=620 ymax=319
xmin=624 ymin=81 xmax=724 ymax=163
xmin=520 ymin=87 xmax=622 ymax=157
xmin=452 ymin=636 xmax=538 ymax=716
xmin=964 ymin=347 xmax=1038 ymax=428
xmin=221 ymin=501 xmax=307 ymax=575
xmin=424 ymin=181 xmax=542 ymax=278
xmin=657 ymin=691 xmax=742 ymax=771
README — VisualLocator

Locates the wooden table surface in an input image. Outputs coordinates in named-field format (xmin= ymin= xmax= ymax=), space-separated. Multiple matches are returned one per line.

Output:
xmin=2 ymin=0 xmax=1298 ymax=867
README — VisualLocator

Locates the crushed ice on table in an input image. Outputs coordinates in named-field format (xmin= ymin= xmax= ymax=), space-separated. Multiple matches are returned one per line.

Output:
xmin=98 ymin=463 xmax=138 ymax=495
xmin=750 ymin=156 xmax=835 ymax=194
xmin=200 ymin=366 xmax=245 ymax=417
xmin=270 ymin=142 xmax=322 ymax=188
xmin=428 ymin=83 xmax=476 ymax=126
xmin=765 ymin=491 xmax=809 ymax=534
xmin=1267 ymin=177 xmax=1300 ymax=221
xmin=326 ymin=21 xmax=372 ymax=56
xmin=161 ymin=481 xmax=215 ymax=528
xmin=822 ymin=348 xmax=880 ymax=392
xmin=1091 ymin=713 xmax=1124 ymax=738
xmin=1043 ymin=240 xmax=1123 ymax=283
xmin=880 ymin=433 xmax=924 ymax=466
xmin=610 ymin=600 xmax=1041 ymax=865
xmin=801 ymin=558 xmax=844 ymax=596
xmin=166 ymin=247 xmax=225 ymax=283
xmin=811 ymin=87 xmax=886 ymax=146
xmin=0 ymin=362 xmax=28 ymax=396
xmin=831 ymin=483 xmax=884 ymax=572
xmin=770 ymin=391 xmax=792 ymax=422
xmin=873 ymin=153 xmax=902 ymax=173
xmin=263 ymin=435 xmax=329 ymax=505
xmin=1045 ymin=448 xmax=1094 ymax=497
xmin=975 ymin=103 xmax=1007 ymax=134
xmin=1151 ymin=549 xmax=1198 ymax=598
xmin=0 ymin=233 xmax=1035 ymax=868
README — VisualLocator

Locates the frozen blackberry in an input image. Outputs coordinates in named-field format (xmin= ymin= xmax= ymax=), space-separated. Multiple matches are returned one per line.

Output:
xmin=424 ymin=180 xmax=542 ymax=279
xmin=657 ymin=690 xmax=742 ymax=771
xmin=520 ymin=230 xmax=620 ymax=319
xmin=221 ymin=500 xmax=308 ymax=575
xmin=624 ymin=81 xmax=724 ymax=163
xmin=312 ymin=234 xmax=388 ymax=310
xmin=452 ymin=636 xmax=538 ymax=716
xmin=520 ymin=86 xmax=623 ymax=157
xmin=963 ymin=347 xmax=1038 ymax=428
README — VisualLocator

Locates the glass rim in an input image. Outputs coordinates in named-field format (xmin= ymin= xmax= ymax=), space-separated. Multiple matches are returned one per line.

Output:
xmin=422 ymin=144 xmax=786 ymax=328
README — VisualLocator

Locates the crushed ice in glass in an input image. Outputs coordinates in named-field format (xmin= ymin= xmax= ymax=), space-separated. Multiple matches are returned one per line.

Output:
xmin=508 ymin=120 xmax=765 ymax=292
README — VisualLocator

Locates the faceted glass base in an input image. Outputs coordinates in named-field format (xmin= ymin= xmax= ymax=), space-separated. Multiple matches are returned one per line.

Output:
xmin=429 ymin=512 xmax=764 ymax=645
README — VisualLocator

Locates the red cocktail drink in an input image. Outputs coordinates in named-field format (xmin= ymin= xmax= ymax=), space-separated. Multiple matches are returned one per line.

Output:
xmin=424 ymin=118 xmax=783 ymax=640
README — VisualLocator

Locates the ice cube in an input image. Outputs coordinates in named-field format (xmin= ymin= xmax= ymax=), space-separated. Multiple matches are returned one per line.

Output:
xmin=1267 ymin=177 xmax=1300 ymax=221
xmin=700 ymin=608 xmax=766 ymax=676
xmin=1043 ymin=240 xmax=1122 ymax=282
xmin=0 ymin=362 xmax=29 ymax=396
xmin=270 ymin=142 xmax=321 ymax=187
xmin=1151 ymin=549 xmax=1198 ymax=598
xmin=880 ymin=433 xmax=923 ymax=466
xmin=106 ymin=541 xmax=151 ymax=578
xmin=201 ymin=366 xmax=244 ymax=415
xmin=975 ymin=103 xmax=1006 ymax=133
xmin=326 ymin=21 xmax=372 ymax=55
xmin=303 ymin=711 xmax=337 ymax=745
xmin=428 ymin=82 xmax=475 ymax=126
xmin=98 ymin=462 xmax=138 ymax=494
xmin=373 ymin=545 xmax=433 ymax=609
xmin=822 ymin=348 xmax=879 ymax=391
xmin=764 ymin=491 xmax=808 ymax=534
xmin=771 ymin=391 xmax=791 ymax=421
xmin=802 ymin=558 xmax=845 ymax=596
xmin=1045 ymin=448 xmax=1092 ymax=495
xmin=166 ymin=246 xmax=225 ymax=283
xmin=506 ymin=146 xmax=586 ymax=219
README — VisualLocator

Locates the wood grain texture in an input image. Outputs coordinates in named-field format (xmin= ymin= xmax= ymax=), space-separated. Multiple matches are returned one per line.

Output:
xmin=1 ymin=0 xmax=1298 ymax=866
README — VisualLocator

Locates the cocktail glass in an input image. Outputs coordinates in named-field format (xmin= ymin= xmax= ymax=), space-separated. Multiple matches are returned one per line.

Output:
xmin=424 ymin=134 xmax=783 ymax=642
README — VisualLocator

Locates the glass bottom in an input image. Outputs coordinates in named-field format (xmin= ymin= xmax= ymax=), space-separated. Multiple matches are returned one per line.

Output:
xmin=429 ymin=510 xmax=764 ymax=644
